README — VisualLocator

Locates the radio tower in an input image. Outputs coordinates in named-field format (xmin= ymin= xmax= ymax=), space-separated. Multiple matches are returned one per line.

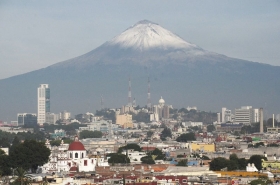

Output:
xmin=100 ymin=95 xmax=104 ymax=110
xmin=147 ymin=77 xmax=151 ymax=110
xmin=128 ymin=76 xmax=132 ymax=107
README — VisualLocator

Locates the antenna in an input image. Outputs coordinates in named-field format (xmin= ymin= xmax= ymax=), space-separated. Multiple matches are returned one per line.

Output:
xmin=100 ymin=95 xmax=104 ymax=110
xmin=147 ymin=76 xmax=151 ymax=109
xmin=128 ymin=76 xmax=132 ymax=107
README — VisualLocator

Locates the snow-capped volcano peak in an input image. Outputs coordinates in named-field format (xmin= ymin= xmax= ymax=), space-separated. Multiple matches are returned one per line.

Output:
xmin=107 ymin=20 xmax=198 ymax=51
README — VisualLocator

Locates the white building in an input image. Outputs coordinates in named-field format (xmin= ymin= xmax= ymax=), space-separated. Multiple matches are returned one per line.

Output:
xmin=41 ymin=137 xmax=108 ymax=174
xmin=121 ymin=149 xmax=147 ymax=164
xmin=182 ymin=121 xmax=203 ymax=127
xmin=59 ymin=111 xmax=71 ymax=120
xmin=235 ymin=106 xmax=259 ymax=125
xmin=79 ymin=120 xmax=116 ymax=135
xmin=37 ymin=84 xmax=50 ymax=125
xmin=221 ymin=107 xmax=232 ymax=122
xmin=46 ymin=113 xmax=59 ymax=124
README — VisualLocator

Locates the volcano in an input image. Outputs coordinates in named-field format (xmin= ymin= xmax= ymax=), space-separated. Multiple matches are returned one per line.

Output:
xmin=0 ymin=20 xmax=279 ymax=121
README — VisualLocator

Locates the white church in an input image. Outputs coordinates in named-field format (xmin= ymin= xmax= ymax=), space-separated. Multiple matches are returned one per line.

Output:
xmin=41 ymin=136 xmax=108 ymax=174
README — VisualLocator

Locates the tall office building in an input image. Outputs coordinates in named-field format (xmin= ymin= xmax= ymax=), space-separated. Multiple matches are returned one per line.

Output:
xmin=235 ymin=106 xmax=258 ymax=125
xmin=37 ymin=84 xmax=50 ymax=125
xmin=17 ymin=113 xmax=37 ymax=127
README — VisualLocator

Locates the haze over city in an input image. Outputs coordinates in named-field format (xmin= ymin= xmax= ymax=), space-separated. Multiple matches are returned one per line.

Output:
xmin=1 ymin=0 xmax=280 ymax=79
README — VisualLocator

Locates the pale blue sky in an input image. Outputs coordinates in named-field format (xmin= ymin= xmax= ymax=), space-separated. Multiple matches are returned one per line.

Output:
xmin=1 ymin=0 xmax=280 ymax=79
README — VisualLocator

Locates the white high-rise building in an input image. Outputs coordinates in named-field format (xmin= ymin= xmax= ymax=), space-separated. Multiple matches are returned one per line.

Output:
xmin=235 ymin=106 xmax=258 ymax=125
xmin=37 ymin=84 xmax=50 ymax=125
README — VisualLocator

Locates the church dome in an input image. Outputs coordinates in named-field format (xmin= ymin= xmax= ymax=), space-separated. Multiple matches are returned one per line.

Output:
xmin=159 ymin=96 xmax=165 ymax=104
xmin=68 ymin=136 xmax=86 ymax=151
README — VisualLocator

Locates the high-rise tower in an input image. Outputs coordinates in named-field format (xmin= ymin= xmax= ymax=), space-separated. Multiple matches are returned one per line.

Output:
xmin=37 ymin=84 xmax=50 ymax=125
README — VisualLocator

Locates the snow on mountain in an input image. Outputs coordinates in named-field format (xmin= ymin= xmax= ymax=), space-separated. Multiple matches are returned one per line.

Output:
xmin=107 ymin=20 xmax=199 ymax=51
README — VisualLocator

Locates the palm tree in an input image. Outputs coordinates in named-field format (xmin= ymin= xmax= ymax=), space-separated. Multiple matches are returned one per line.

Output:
xmin=12 ymin=167 xmax=32 ymax=185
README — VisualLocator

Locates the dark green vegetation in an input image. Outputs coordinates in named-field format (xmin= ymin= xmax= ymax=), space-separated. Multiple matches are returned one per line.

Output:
xmin=117 ymin=143 xmax=142 ymax=153
xmin=107 ymin=153 xmax=130 ymax=164
xmin=172 ymin=109 xmax=217 ymax=123
xmin=249 ymin=177 xmax=273 ymax=185
xmin=176 ymin=159 xmax=188 ymax=166
xmin=79 ymin=130 xmax=103 ymax=139
xmin=0 ymin=140 xmax=50 ymax=175
xmin=43 ymin=122 xmax=86 ymax=135
xmin=210 ymin=154 xmax=266 ymax=171
xmin=160 ymin=127 xmax=172 ymax=141
xmin=176 ymin=132 xmax=196 ymax=142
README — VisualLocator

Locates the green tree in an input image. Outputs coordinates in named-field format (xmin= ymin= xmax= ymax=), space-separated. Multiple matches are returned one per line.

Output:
xmin=12 ymin=167 xmax=32 ymax=185
xmin=107 ymin=153 xmax=130 ymax=164
xmin=147 ymin=131 xmax=154 ymax=138
xmin=79 ymin=130 xmax=102 ymax=139
xmin=207 ymin=125 xmax=215 ymax=132
xmin=160 ymin=127 xmax=172 ymax=141
xmin=247 ymin=155 xmax=267 ymax=171
xmin=118 ymin=143 xmax=141 ymax=153
xmin=151 ymin=148 xmax=165 ymax=160
xmin=176 ymin=132 xmax=196 ymax=142
xmin=50 ymin=140 xmax=61 ymax=146
xmin=209 ymin=157 xmax=229 ymax=171
xmin=141 ymin=155 xmax=155 ymax=164
xmin=0 ymin=149 xmax=12 ymax=176
xmin=249 ymin=178 xmax=272 ymax=185
xmin=9 ymin=140 xmax=51 ymax=173
xmin=176 ymin=159 xmax=188 ymax=166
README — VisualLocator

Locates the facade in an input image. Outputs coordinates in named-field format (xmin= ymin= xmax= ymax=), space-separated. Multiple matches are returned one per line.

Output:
xmin=41 ymin=137 xmax=108 ymax=173
xmin=116 ymin=114 xmax=133 ymax=128
xmin=221 ymin=107 xmax=232 ymax=122
xmin=17 ymin=113 xmax=37 ymax=126
xmin=46 ymin=113 xmax=59 ymax=124
xmin=151 ymin=97 xmax=169 ymax=120
xmin=234 ymin=106 xmax=259 ymax=125
xmin=37 ymin=84 xmax=50 ymax=125
xmin=189 ymin=143 xmax=216 ymax=153
xmin=59 ymin=111 xmax=71 ymax=120
xmin=79 ymin=120 xmax=116 ymax=135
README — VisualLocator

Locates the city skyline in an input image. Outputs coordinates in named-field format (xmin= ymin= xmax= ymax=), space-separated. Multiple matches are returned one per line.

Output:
xmin=0 ymin=1 xmax=280 ymax=79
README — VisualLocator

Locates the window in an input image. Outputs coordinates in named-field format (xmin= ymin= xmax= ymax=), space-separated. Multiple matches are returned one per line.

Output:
xmin=82 ymin=153 xmax=84 ymax=158
xmin=75 ymin=153 xmax=78 ymax=158
xmin=84 ymin=160 xmax=87 ymax=166
xmin=183 ymin=179 xmax=187 ymax=183
xmin=70 ymin=153 xmax=72 ymax=158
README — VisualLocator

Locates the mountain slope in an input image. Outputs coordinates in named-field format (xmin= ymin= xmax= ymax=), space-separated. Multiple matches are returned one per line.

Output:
xmin=0 ymin=20 xmax=279 ymax=122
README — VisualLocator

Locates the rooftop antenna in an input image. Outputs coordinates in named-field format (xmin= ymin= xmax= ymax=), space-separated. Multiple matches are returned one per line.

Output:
xmin=100 ymin=95 xmax=104 ymax=110
xmin=147 ymin=76 xmax=151 ymax=109
xmin=128 ymin=76 xmax=132 ymax=107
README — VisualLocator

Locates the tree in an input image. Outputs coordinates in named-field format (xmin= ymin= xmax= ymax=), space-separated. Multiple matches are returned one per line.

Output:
xmin=12 ymin=167 xmax=32 ymax=185
xmin=207 ymin=125 xmax=215 ymax=132
xmin=9 ymin=140 xmax=51 ymax=173
xmin=151 ymin=148 xmax=165 ymax=160
xmin=107 ymin=153 xmax=130 ymax=164
xmin=176 ymin=159 xmax=188 ymax=166
xmin=147 ymin=131 xmax=154 ymax=138
xmin=0 ymin=149 xmax=12 ymax=176
xmin=79 ymin=130 xmax=102 ymax=139
xmin=247 ymin=155 xmax=267 ymax=171
xmin=118 ymin=143 xmax=141 ymax=153
xmin=141 ymin=155 xmax=155 ymax=164
xmin=160 ymin=127 xmax=172 ymax=141
xmin=176 ymin=132 xmax=196 ymax=142
xmin=250 ymin=178 xmax=272 ymax=185
xmin=209 ymin=157 xmax=229 ymax=171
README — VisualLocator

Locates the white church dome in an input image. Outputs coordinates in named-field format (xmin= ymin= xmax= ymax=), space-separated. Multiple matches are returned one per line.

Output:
xmin=159 ymin=96 xmax=165 ymax=104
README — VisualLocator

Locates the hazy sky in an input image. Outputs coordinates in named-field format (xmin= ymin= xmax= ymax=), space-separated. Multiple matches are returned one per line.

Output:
xmin=1 ymin=0 xmax=279 ymax=80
